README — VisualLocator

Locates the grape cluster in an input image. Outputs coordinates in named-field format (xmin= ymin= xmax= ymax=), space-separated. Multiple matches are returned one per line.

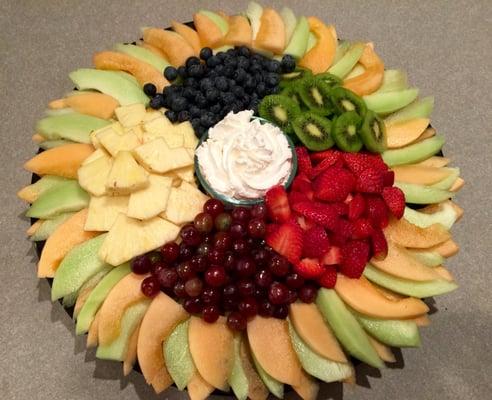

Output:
xmin=136 ymin=199 xmax=317 ymax=331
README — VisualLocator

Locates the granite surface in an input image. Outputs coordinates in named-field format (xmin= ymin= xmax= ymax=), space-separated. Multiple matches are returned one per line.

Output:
xmin=1 ymin=0 xmax=491 ymax=399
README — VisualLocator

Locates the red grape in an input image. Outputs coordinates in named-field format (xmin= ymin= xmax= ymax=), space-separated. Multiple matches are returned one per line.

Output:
xmin=227 ymin=311 xmax=247 ymax=331
xmin=183 ymin=297 xmax=203 ymax=314
xmin=180 ymin=225 xmax=202 ymax=246
xmin=232 ymin=239 xmax=249 ymax=255
xmin=204 ymin=266 xmax=227 ymax=287
xmin=160 ymin=242 xmax=179 ymax=263
xmin=202 ymin=305 xmax=220 ymax=323
xmin=141 ymin=276 xmax=160 ymax=298
xmin=268 ymin=282 xmax=289 ymax=305
xmin=173 ymin=282 xmax=187 ymax=298
xmin=190 ymin=255 xmax=208 ymax=272
xmin=132 ymin=255 xmax=151 ymax=274
xmin=207 ymin=248 xmax=225 ymax=264
xmin=185 ymin=278 xmax=204 ymax=297
xmin=196 ymin=243 xmax=211 ymax=256
xmin=251 ymin=203 xmax=267 ymax=219
xmin=151 ymin=261 xmax=167 ymax=276
xmin=231 ymin=206 xmax=250 ymax=223
xmin=269 ymin=255 xmax=290 ymax=277
xmin=273 ymin=304 xmax=289 ymax=319
xmin=148 ymin=252 xmax=162 ymax=265
xmin=235 ymin=257 xmax=256 ymax=278
xmin=204 ymin=199 xmax=224 ymax=218
xmin=194 ymin=212 xmax=214 ymax=233
xmin=179 ymin=243 xmax=193 ymax=260
xmin=213 ymin=231 xmax=232 ymax=251
xmin=255 ymin=269 xmax=273 ymax=288
xmin=237 ymin=279 xmax=255 ymax=297
xmin=215 ymin=212 xmax=232 ymax=231
xmin=253 ymin=248 xmax=270 ymax=266
xmin=238 ymin=297 xmax=258 ymax=318
xmin=223 ymin=252 xmax=235 ymax=272
xmin=285 ymin=273 xmax=305 ymax=289
xmin=156 ymin=268 xmax=178 ymax=289
xmin=230 ymin=223 xmax=246 ymax=239
xmin=222 ymin=284 xmax=239 ymax=301
xmin=247 ymin=219 xmax=266 ymax=238
xmin=177 ymin=261 xmax=195 ymax=280
xmin=202 ymin=287 xmax=221 ymax=305
xmin=259 ymin=301 xmax=275 ymax=317
xmin=299 ymin=285 xmax=318 ymax=303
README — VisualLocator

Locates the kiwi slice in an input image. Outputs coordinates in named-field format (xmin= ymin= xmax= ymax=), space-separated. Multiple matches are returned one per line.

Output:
xmin=292 ymin=112 xmax=334 ymax=151
xmin=330 ymin=86 xmax=367 ymax=117
xmin=280 ymin=84 xmax=302 ymax=106
xmin=315 ymin=72 xmax=342 ymax=88
xmin=331 ymin=111 xmax=363 ymax=152
xmin=298 ymin=77 xmax=334 ymax=115
xmin=360 ymin=110 xmax=387 ymax=153
xmin=279 ymin=68 xmax=313 ymax=88
xmin=259 ymin=94 xmax=301 ymax=134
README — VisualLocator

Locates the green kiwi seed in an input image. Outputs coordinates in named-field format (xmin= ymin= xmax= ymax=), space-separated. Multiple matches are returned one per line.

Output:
xmin=331 ymin=111 xmax=364 ymax=152
xmin=292 ymin=112 xmax=334 ymax=151
xmin=359 ymin=110 xmax=387 ymax=153
xmin=298 ymin=77 xmax=334 ymax=115
xmin=258 ymin=94 xmax=301 ymax=134
xmin=330 ymin=86 xmax=367 ymax=117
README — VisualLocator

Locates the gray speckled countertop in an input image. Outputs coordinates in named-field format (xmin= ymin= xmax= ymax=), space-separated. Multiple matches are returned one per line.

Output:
xmin=1 ymin=1 xmax=491 ymax=399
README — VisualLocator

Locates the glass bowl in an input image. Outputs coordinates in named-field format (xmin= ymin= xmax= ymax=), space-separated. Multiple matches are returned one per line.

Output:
xmin=194 ymin=117 xmax=298 ymax=207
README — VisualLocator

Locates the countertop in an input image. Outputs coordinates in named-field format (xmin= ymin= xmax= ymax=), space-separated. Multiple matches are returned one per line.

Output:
xmin=1 ymin=1 xmax=491 ymax=399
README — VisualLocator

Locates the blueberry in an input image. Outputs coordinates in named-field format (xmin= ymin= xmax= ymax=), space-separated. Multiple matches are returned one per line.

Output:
xmin=177 ymin=66 xmax=187 ymax=78
xmin=196 ymin=125 xmax=207 ymax=138
xmin=188 ymin=64 xmax=205 ymax=78
xmin=265 ymin=73 xmax=280 ymax=87
xmin=149 ymin=95 xmax=162 ymax=109
xmin=200 ymin=112 xmax=215 ymax=128
xmin=191 ymin=118 xmax=201 ymax=130
xmin=164 ymin=66 xmax=178 ymax=81
xmin=254 ymin=72 xmax=264 ymax=83
xmin=256 ymin=82 xmax=266 ymax=96
xmin=224 ymin=66 xmax=235 ymax=78
xmin=224 ymin=56 xmax=237 ymax=68
xmin=281 ymin=55 xmax=296 ymax=72
xmin=238 ymin=46 xmax=251 ymax=57
xmin=232 ymin=102 xmax=243 ymax=113
xmin=189 ymin=106 xmax=201 ymax=118
xmin=210 ymin=104 xmax=221 ymax=114
xmin=165 ymin=110 xmax=178 ymax=123
xmin=182 ymin=87 xmax=196 ymax=99
xmin=221 ymin=92 xmax=236 ymax=105
xmin=143 ymin=83 xmax=157 ymax=96
xmin=183 ymin=77 xmax=197 ymax=88
xmin=200 ymin=78 xmax=213 ymax=92
xmin=206 ymin=55 xmax=220 ymax=68
xmin=205 ymin=88 xmax=219 ymax=102
xmin=243 ymin=76 xmax=256 ymax=90
xmin=233 ymin=68 xmax=247 ymax=83
xmin=171 ymin=96 xmax=187 ymax=112
xmin=186 ymin=56 xmax=201 ymax=69
xmin=195 ymin=94 xmax=208 ymax=108
xmin=232 ymin=85 xmax=245 ymax=98
xmin=237 ymin=56 xmax=250 ymax=70
xmin=215 ymin=76 xmax=229 ymax=91
xmin=214 ymin=64 xmax=225 ymax=75
xmin=178 ymin=110 xmax=191 ymax=122
xmin=226 ymin=48 xmax=237 ymax=56
xmin=267 ymin=60 xmax=281 ymax=73
xmin=200 ymin=47 xmax=213 ymax=60
xmin=216 ymin=52 xmax=227 ymax=61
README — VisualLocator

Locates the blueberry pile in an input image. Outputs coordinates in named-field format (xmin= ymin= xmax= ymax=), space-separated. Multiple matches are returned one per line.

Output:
xmin=146 ymin=46 xmax=296 ymax=137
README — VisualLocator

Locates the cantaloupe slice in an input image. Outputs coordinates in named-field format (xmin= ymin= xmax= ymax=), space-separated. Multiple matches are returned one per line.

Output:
xmin=421 ymin=200 xmax=464 ymax=221
xmin=137 ymin=293 xmax=188 ymax=393
xmin=32 ymin=133 xmax=45 ymax=143
xmin=24 ymin=143 xmax=94 ymax=179
xmin=384 ymin=217 xmax=451 ymax=249
xmin=371 ymin=241 xmax=443 ymax=282
xmin=97 ymin=273 xmax=148 ymax=346
xmin=254 ymin=8 xmax=285 ymax=54
xmin=373 ymin=282 xmax=406 ymax=301
xmin=140 ymin=42 xmax=168 ymax=59
xmin=247 ymin=316 xmax=303 ymax=386
xmin=123 ymin=323 xmax=141 ymax=376
xmin=143 ymin=28 xmax=195 ymax=66
xmin=414 ymin=127 xmax=436 ymax=142
xmin=188 ymin=316 xmax=234 ymax=391
xmin=49 ymin=92 xmax=118 ymax=119
xmin=193 ymin=13 xmax=224 ymax=48
xmin=343 ymin=43 xmax=384 ymax=96
xmin=393 ymin=165 xmax=451 ymax=186
xmin=223 ymin=15 xmax=252 ymax=47
xmin=427 ymin=239 xmax=459 ymax=257
xmin=171 ymin=21 xmax=202 ymax=54
xmin=292 ymin=370 xmax=319 ymax=400
xmin=434 ymin=266 xmax=454 ymax=282
xmin=289 ymin=302 xmax=347 ymax=363
xmin=413 ymin=314 xmax=430 ymax=327
xmin=26 ymin=220 xmax=43 ymax=236
xmin=188 ymin=372 xmax=215 ymax=400
xmin=93 ymin=51 xmax=168 ymax=92
xmin=335 ymin=275 xmax=429 ymax=319
xmin=73 ymin=285 xmax=94 ymax=319
xmin=386 ymin=118 xmax=430 ymax=148
xmin=298 ymin=17 xmax=336 ymax=73
xmin=237 ymin=337 xmax=269 ymax=400
xmin=37 ymin=209 xmax=98 ymax=278
xmin=415 ymin=156 xmax=450 ymax=168
xmin=87 ymin=311 xmax=100 ymax=348
xmin=449 ymin=177 xmax=465 ymax=192
xmin=368 ymin=336 xmax=396 ymax=363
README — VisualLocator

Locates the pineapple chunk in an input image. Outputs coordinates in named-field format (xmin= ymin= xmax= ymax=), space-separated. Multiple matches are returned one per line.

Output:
xmin=90 ymin=131 xmax=102 ymax=149
xmin=91 ymin=122 xmax=124 ymax=149
xmin=163 ymin=183 xmax=209 ymax=225
xmin=127 ymin=175 xmax=173 ymax=220
xmin=125 ymin=124 xmax=145 ymax=143
xmin=143 ymin=115 xmax=172 ymax=134
xmin=85 ymin=195 xmax=129 ymax=231
xmin=133 ymin=137 xmax=193 ymax=174
xmin=142 ymin=110 xmax=165 ymax=123
xmin=173 ymin=166 xmax=195 ymax=183
xmin=175 ymin=121 xmax=198 ymax=149
xmin=97 ymin=130 xmax=140 ymax=156
xmin=186 ymin=148 xmax=195 ymax=159
xmin=141 ymin=131 xmax=184 ymax=148
xmin=82 ymin=148 xmax=109 ymax=166
xmin=106 ymin=151 xmax=149 ymax=194
xmin=143 ymin=114 xmax=184 ymax=148
xmin=99 ymin=214 xmax=180 ymax=266
xmin=115 ymin=103 xmax=146 ymax=127
xmin=78 ymin=153 xmax=112 ymax=196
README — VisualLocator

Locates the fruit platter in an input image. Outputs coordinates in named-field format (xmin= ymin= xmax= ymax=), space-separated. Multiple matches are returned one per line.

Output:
xmin=18 ymin=2 xmax=464 ymax=399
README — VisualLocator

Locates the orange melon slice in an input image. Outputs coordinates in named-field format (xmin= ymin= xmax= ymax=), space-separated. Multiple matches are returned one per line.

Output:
xmin=368 ymin=336 xmax=396 ymax=363
xmin=137 ymin=293 xmax=188 ymax=393
xmin=392 ymin=165 xmax=451 ymax=185
xmin=37 ymin=209 xmax=98 ymax=277
xmin=384 ymin=217 xmax=451 ymax=249
xmin=188 ymin=316 xmax=234 ymax=391
xmin=93 ymin=51 xmax=168 ymax=92
xmin=32 ymin=133 xmax=45 ymax=143
xmin=247 ymin=316 xmax=303 ymax=386
xmin=415 ymin=127 xmax=436 ymax=143
xmin=434 ymin=266 xmax=454 ymax=282
xmin=371 ymin=241 xmax=443 ymax=281
xmin=292 ymin=370 xmax=319 ymax=400
xmin=223 ymin=15 xmax=252 ymax=47
xmin=188 ymin=372 xmax=215 ymax=400
xmin=143 ymin=28 xmax=195 ymax=67
xmin=171 ymin=20 xmax=202 ymax=54
xmin=298 ymin=17 xmax=336 ymax=73
xmin=289 ymin=302 xmax=347 ymax=363
xmin=27 ymin=220 xmax=43 ymax=236
xmin=193 ymin=13 xmax=224 ymax=48
xmin=87 ymin=310 xmax=100 ymax=348
xmin=413 ymin=314 xmax=430 ymax=327
xmin=238 ymin=338 xmax=269 ymax=400
xmin=450 ymin=177 xmax=465 ymax=192
xmin=421 ymin=200 xmax=464 ymax=221
xmin=73 ymin=285 xmax=94 ymax=319
xmin=386 ymin=118 xmax=430 ymax=148
xmin=335 ymin=275 xmax=429 ymax=319
xmin=254 ymin=8 xmax=286 ymax=55
xmin=343 ymin=43 xmax=384 ymax=96
xmin=49 ymin=92 xmax=119 ymax=119
xmin=415 ymin=156 xmax=451 ymax=168
xmin=427 ymin=239 xmax=459 ymax=257
xmin=374 ymin=283 xmax=406 ymax=301
xmin=24 ymin=143 xmax=94 ymax=179
xmin=140 ymin=42 xmax=168 ymax=59
xmin=97 ymin=273 xmax=148 ymax=346
xmin=123 ymin=323 xmax=141 ymax=376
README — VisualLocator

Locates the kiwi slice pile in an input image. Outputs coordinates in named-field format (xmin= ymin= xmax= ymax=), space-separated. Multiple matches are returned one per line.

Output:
xmin=258 ymin=69 xmax=388 ymax=153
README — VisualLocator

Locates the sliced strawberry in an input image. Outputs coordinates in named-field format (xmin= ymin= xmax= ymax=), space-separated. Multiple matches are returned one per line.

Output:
xmin=356 ymin=168 xmax=385 ymax=194
xmin=321 ymin=246 xmax=343 ymax=265
xmin=295 ymin=258 xmax=325 ymax=279
xmin=352 ymin=218 xmax=374 ymax=239
xmin=291 ymin=173 xmax=314 ymax=199
xmin=318 ymin=266 xmax=337 ymax=288
xmin=289 ymin=191 xmax=310 ymax=206
xmin=296 ymin=215 xmax=316 ymax=231
xmin=382 ymin=170 xmax=395 ymax=187
xmin=334 ymin=219 xmax=353 ymax=240
xmin=292 ymin=201 xmax=340 ymax=231
xmin=303 ymin=226 xmax=330 ymax=258
xmin=266 ymin=223 xmax=279 ymax=236
xmin=331 ymin=202 xmax=348 ymax=217
xmin=313 ymin=167 xmax=356 ymax=202
xmin=342 ymin=152 xmax=388 ymax=175
xmin=265 ymin=221 xmax=303 ymax=264
xmin=348 ymin=193 xmax=366 ymax=221
xmin=265 ymin=185 xmax=291 ymax=223
xmin=296 ymin=146 xmax=313 ymax=177
xmin=340 ymin=240 xmax=370 ymax=279
xmin=382 ymin=186 xmax=406 ymax=219
xmin=370 ymin=228 xmax=388 ymax=260
xmin=310 ymin=149 xmax=342 ymax=164
xmin=365 ymin=195 xmax=389 ymax=228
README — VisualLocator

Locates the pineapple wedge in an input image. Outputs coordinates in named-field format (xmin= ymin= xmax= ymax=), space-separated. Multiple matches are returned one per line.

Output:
xmin=163 ymin=182 xmax=209 ymax=225
xmin=85 ymin=195 xmax=129 ymax=231
xmin=124 ymin=124 xmax=145 ymax=143
xmin=115 ymin=103 xmax=146 ymax=127
xmin=82 ymin=148 xmax=109 ymax=166
xmin=142 ymin=131 xmax=184 ymax=148
xmin=143 ymin=115 xmax=172 ymax=134
xmin=133 ymin=137 xmax=193 ymax=174
xmin=97 ymin=130 xmax=140 ymax=156
xmin=143 ymin=114 xmax=185 ymax=148
xmin=106 ymin=151 xmax=149 ymax=194
xmin=78 ymin=153 xmax=112 ymax=196
xmin=175 ymin=121 xmax=198 ymax=149
xmin=99 ymin=214 xmax=180 ymax=266
xmin=173 ymin=165 xmax=195 ymax=183
xmin=90 ymin=122 xmax=124 ymax=149
xmin=127 ymin=175 xmax=173 ymax=220
xmin=142 ymin=110 xmax=165 ymax=123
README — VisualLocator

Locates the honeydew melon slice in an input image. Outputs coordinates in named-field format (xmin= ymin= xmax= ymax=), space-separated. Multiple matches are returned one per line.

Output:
xmin=328 ymin=42 xmax=365 ymax=78
xmin=345 ymin=63 xmax=365 ymax=79
xmin=44 ymin=108 xmax=76 ymax=117
xmin=62 ymin=269 xmax=107 ymax=309
xmin=332 ymin=40 xmax=351 ymax=64
xmin=384 ymin=217 xmax=450 ymax=249
xmin=306 ymin=32 xmax=316 ymax=52
xmin=283 ymin=16 xmax=309 ymax=59
xmin=385 ymin=96 xmax=434 ymax=124
xmin=395 ymin=182 xmax=454 ymax=204
xmin=403 ymin=202 xmax=459 ymax=229
xmin=406 ymin=250 xmax=445 ymax=267
xmin=36 ymin=113 xmax=110 ymax=143
xmin=251 ymin=351 xmax=284 ymax=398
xmin=29 ymin=212 xmax=76 ymax=242
xmin=38 ymin=139 xmax=76 ymax=150
xmin=364 ymin=264 xmax=458 ymax=298
xmin=382 ymin=135 xmax=445 ymax=167
xmin=164 ymin=319 xmax=194 ymax=390
xmin=246 ymin=1 xmax=263 ymax=40
xmin=114 ymin=43 xmax=170 ymax=72
xmin=368 ymin=336 xmax=396 ymax=363
xmin=431 ymin=168 xmax=460 ymax=190
xmin=198 ymin=10 xmax=229 ymax=35
xmin=375 ymin=69 xmax=408 ymax=93
xmin=17 ymin=175 xmax=72 ymax=203
xmin=364 ymin=88 xmax=419 ymax=114
xmin=280 ymin=7 xmax=297 ymax=44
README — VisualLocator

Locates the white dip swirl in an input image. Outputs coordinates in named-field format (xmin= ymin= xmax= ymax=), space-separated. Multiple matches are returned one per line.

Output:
xmin=196 ymin=110 xmax=293 ymax=200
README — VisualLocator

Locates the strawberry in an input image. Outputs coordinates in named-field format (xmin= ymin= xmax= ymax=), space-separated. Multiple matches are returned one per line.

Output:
xmin=340 ymin=240 xmax=370 ymax=278
xmin=292 ymin=201 xmax=340 ymax=231
xmin=310 ymin=155 xmax=343 ymax=178
xmin=382 ymin=186 xmax=406 ymax=219
xmin=296 ymin=215 xmax=316 ymax=231
xmin=265 ymin=221 xmax=303 ymax=264
xmin=310 ymin=149 xmax=342 ymax=164
xmin=321 ymin=246 xmax=343 ymax=265
xmin=348 ymin=193 xmax=366 ymax=220
xmin=352 ymin=218 xmax=374 ymax=239
xmin=318 ymin=266 xmax=337 ymax=288
xmin=365 ymin=195 xmax=389 ymax=228
xmin=303 ymin=226 xmax=330 ymax=258
xmin=331 ymin=202 xmax=348 ymax=216
xmin=266 ymin=223 xmax=279 ymax=236
xmin=356 ymin=168 xmax=385 ymax=194
xmin=295 ymin=258 xmax=325 ymax=279
xmin=289 ymin=191 xmax=310 ymax=205
xmin=382 ymin=170 xmax=395 ymax=187
xmin=296 ymin=147 xmax=313 ymax=177
xmin=342 ymin=152 xmax=388 ymax=175
xmin=313 ymin=167 xmax=356 ymax=202
xmin=265 ymin=185 xmax=291 ymax=223
xmin=291 ymin=174 xmax=314 ymax=199
xmin=370 ymin=228 xmax=388 ymax=260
